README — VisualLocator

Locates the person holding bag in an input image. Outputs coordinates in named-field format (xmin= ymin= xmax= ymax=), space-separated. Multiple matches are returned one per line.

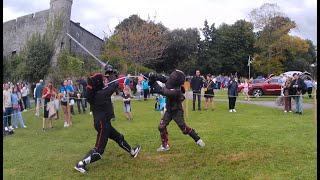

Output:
xmin=11 ymin=86 xmax=27 ymax=128
xmin=42 ymin=81 xmax=56 ymax=130
xmin=204 ymin=74 xmax=215 ymax=111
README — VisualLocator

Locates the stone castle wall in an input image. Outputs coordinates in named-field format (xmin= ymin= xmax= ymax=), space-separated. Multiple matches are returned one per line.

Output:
xmin=3 ymin=9 xmax=50 ymax=57
xmin=69 ymin=21 xmax=104 ymax=58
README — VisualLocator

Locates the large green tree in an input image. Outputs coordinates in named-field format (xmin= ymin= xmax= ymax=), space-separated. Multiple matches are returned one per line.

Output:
xmin=107 ymin=15 xmax=169 ymax=75
xmin=249 ymin=3 xmax=309 ymax=76
xmin=155 ymin=28 xmax=200 ymax=75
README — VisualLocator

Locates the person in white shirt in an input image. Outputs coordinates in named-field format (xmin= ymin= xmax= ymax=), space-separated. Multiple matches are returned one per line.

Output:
xmin=21 ymin=83 xmax=29 ymax=111
xmin=3 ymin=83 xmax=14 ymax=131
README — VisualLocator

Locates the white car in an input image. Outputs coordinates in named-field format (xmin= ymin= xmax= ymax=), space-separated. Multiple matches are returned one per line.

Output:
xmin=283 ymin=71 xmax=302 ymax=77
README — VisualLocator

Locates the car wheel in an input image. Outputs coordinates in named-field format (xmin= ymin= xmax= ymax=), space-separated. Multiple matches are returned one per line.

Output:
xmin=253 ymin=89 xmax=263 ymax=98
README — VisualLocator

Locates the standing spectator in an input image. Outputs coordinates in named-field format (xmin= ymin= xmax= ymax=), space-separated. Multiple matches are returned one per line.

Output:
xmin=74 ymin=80 xmax=86 ymax=114
xmin=59 ymin=80 xmax=74 ymax=127
xmin=216 ymin=75 xmax=221 ymax=89
xmin=79 ymin=76 xmax=88 ymax=109
xmin=191 ymin=70 xmax=204 ymax=111
xmin=122 ymin=87 xmax=132 ymax=120
xmin=68 ymin=79 xmax=76 ymax=115
xmin=21 ymin=83 xmax=29 ymax=111
xmin=283 ymin=77 xmax=293 ymax=113
xmin=11 ymin=87 xmax=27 ymax=128
xmin=304 ymin=78 xmax=314 ymax=98
xmin=243 ymin=79 xmax=250 ymax=100
xmin=3 ymin=83 xmax=14 ymax=131
xmin=142 ymin=79 xmax=149 ymax=101
xmin=31 ymin=82 xmax=36 ymax=106
xmin=42 ymin=81 xmax=56 ymax=130
xmin=136 ymin=80 xmax=142 ymax=101
xmin=203 ymin=74 xmax=215 ymax=111
xmin=16 ymin=87 xmax=24 ymax=114
xmin=228 ymin=77 xmax=239 ymax=112
xmin=132 ymin=77 xmax=138 ymax=95
xmin=125 ymin=74 xmax=131 ymax=89
xmin=290 ymin=73 xmax=306 ymax=115
xmin=35 ymin=80 xmax=44 ymax=117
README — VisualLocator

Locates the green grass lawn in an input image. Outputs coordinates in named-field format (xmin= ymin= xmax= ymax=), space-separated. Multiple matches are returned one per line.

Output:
xmin=4 ymin=99 xmax=317 ymax=179
xmin=214 ymin=89 xmax=316 ymax=104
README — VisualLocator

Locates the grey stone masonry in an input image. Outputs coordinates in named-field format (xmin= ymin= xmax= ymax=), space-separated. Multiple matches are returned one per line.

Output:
xmin=3 ymin=0 xmax=104 ymax=63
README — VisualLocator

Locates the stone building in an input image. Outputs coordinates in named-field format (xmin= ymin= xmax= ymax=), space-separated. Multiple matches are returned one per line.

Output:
xmin=3 ymin=0 xmax=104 ymax=65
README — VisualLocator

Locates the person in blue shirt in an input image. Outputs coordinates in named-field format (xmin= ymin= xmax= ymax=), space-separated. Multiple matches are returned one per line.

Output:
xmin=35 ymin=79 xmax=44 ymax=117
xmin=142 ymin=79 xmax=150 ymax=101
xmin=304 ymin=79 xmax=314 ymax=98
xmin=59 ymin=80 xmax=74 ymax=127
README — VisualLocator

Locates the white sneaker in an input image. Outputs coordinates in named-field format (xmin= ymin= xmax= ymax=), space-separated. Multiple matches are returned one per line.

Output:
xmin=232 ymin=109 xmax=236 ymax=112
xmin=5 ymin=127 xmax=9 ymax=131
xmin=64 ymin=122 xmax=68 ymax=127
xmin=9 ymin=126 xmax=14 ymax=130
xmin=157 ymin=144 xmax=170 ymax=152
xmin=289 ymin=111 xmax=292 ymax=113
xmin=23 ymin=109 xmax=27 ymax=112
xmin=66 ymin=123 xmax=70 ymax=127
xmin=23 ymin=126 xmax=27 ymax=128
xmin=35 ymin=113 xmax=39 ymax=117
xmin=197 ymin=139 xmax=205 ymax=147
xmin=284 ymin=111 xmax=287 ymax=113
xmin=89 ymin=112 xmax=92 ymax=115
xmin=229 ymin=110 xmax=233 ymax=112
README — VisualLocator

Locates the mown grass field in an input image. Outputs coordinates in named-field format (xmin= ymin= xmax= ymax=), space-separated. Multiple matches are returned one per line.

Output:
xmin=3 ymin=98 xmax=317 ymax=179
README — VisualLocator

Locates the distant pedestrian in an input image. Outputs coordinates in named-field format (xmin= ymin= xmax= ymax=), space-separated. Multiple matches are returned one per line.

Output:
xmin=304 ymin=79 xmax=314 ymax=98
xmin=228 ymin=77 xmax=239 ymax=112
xmin=203 ymin=74 xmax=215 ymax=111
xmin=283 ymin=77 xmax=293 ymax=113
xmin=191 ymin=70 xmax=204 ymax=111
xmin=243 ymin=79 xmax=250 ymax=100
xmin=142 ymin=79 xmax=149 ymax=101
xmin=290 ymin=73 xmax=306 ymax=115
xmin=11 ymin=86 xmax=27 ymax=128
xmin=122 ymin=87 xmax=132 ymax=120
xmin=35 ymin=80 xmax=44 ymax=117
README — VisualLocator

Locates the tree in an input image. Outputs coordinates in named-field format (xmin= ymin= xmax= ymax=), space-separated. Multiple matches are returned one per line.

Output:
xmin=197 ymin=20 xmax=220 ymax=75
xmin=155 ymin=28 xmax=200 ymax=75
xmin=23 ymin=34 xmax=54 ymax=82
xmin=112 ymin=15 xmax=169 ymax=74
xmin=249 ymin=3 xmax=301 ymax=75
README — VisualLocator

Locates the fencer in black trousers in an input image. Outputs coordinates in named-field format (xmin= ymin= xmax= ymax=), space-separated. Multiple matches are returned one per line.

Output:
xmin=146 ymin=70 xmax=205 ymax=151
xmin=74 ymin=68 xmax=141 ymax=173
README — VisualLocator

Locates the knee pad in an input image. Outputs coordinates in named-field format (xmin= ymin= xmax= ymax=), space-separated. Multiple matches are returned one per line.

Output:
xmin=158 ymin=124 xmax=167 ymax=132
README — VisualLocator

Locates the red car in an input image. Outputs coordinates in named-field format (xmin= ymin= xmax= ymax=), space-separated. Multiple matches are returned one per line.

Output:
xmin=248 ymin=76 xmax=284 ymax=97
xmin=238 ymin=79 xmax=265 ymax=92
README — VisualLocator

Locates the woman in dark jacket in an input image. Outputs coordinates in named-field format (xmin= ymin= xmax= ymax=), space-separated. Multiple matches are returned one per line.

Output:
xmin=228 ymin=77 xmax=239 ymax=112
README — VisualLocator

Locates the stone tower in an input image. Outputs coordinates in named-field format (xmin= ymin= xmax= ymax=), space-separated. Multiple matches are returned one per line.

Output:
xmin=48 ymin=0 xmax=73 ymax=66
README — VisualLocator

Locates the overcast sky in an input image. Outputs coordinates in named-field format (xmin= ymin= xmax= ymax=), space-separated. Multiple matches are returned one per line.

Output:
xmin=3 ymin=0 xmax=317 ymax=45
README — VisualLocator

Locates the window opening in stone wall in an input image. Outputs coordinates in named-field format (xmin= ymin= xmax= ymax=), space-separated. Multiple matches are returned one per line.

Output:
xmin=11 ymin=51 xmax=17 ymax=57
xmin=61 ymin=42 xmax=64 ymax=49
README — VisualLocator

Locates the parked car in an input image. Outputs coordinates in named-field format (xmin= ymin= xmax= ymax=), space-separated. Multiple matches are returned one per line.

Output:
xmin=238 ymin=79 xmax=265 ymax=92
xmin=248 ymin=76 xmax=284 ymax=97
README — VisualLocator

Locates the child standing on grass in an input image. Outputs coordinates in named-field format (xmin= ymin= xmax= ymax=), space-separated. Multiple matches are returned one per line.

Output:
xmin=122 ymin=87 xmax=132 ymax=120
